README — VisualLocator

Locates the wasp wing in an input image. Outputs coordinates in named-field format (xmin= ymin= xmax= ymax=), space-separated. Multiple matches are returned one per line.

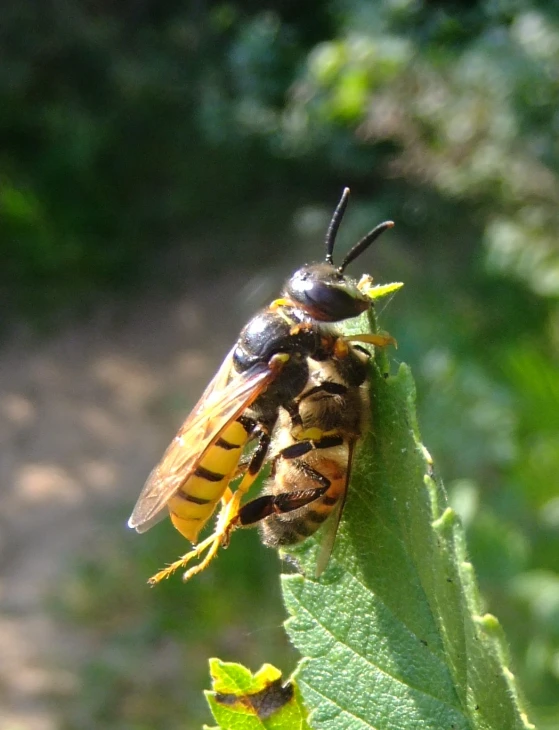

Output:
xmin=128 ymin=348 xmax=278 ymax=533
xmin=314 ymin=440 xmax=355 ymax=578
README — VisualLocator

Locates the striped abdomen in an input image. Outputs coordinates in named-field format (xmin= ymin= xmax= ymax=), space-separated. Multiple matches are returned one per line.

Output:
xmin=259 ymin=448 xmax=348 ymax=547
xmin=168 ymin=419 xmax=250 ymax=542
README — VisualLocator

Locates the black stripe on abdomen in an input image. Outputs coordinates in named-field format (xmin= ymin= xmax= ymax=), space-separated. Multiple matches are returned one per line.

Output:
xmin=215 ymin=437 xmax=240 ymax=451
xmin=194 ymin=466 xmax=225 ymax=482
xmin=176 ymin=491 xmax=212 ymax=505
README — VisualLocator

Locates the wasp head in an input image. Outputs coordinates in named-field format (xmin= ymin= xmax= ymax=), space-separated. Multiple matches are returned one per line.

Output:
xmin=283 ymin=263 xmax=370 ymax=322
xmin=283 ymin=188 xmax=394 ymax=323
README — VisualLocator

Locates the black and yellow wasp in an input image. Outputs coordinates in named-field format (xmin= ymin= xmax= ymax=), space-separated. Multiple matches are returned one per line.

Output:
xmin=128 ymin=188 xmax=401 ymax=583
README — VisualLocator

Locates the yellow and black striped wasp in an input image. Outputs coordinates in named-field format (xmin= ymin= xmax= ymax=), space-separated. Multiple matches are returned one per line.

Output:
xmin=128 ymin=188 xmax=400 ymax=583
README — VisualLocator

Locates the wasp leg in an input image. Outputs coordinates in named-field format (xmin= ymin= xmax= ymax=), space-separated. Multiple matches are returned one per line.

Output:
xmin=238 ymin=484 xmax=329 ymax=526
xmin=280 ymin=435 xmax=344 ymax=459
xmin=237 ymin=437 xmax=339 ymax=527
xmin=284 ymin=400 xmax=304 ymax=431
xmin=148 ymin=428 xmax=272 ymax=585
xmin=343 ymin=332 xmax=396 ymax=348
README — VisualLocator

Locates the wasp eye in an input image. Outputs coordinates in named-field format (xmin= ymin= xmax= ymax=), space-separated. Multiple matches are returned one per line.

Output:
xmin=283 ymin=264 xmax=369 ymax=322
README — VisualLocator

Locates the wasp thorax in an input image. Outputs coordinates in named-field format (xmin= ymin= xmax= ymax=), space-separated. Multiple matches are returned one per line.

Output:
xmin=283 ymin=263 xmax=370 ymax=322
xmin=233 ymin=309 xmax=319 ymax=371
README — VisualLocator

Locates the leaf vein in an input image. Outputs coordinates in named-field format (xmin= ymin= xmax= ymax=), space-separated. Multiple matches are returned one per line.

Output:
xmin=291 ymin=589 xmax=463 ymax=714
xmin=301 ymin=680 xmax=379 ymax=730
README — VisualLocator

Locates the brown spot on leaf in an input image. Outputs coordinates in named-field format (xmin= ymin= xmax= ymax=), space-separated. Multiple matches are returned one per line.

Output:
xmin=215 ymin=677 xmax=294 ymax=720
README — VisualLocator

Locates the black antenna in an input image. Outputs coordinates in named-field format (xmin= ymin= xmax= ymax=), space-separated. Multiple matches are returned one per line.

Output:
xmin=339 ymin=220 xmax=394 ymax=273
xmin=325 ymin=187 xmax=351 ymax=265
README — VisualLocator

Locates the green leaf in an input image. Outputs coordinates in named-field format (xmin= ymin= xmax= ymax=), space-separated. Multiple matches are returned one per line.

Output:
xmin=205 ymin=659 xmax=311 ymax=730
xmin=280 ymin=311 xmax=535 ymax=730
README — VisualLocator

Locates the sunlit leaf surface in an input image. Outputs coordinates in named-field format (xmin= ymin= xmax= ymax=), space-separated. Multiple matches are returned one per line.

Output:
xmin=281 ymin=313 xmax=534 ymax=730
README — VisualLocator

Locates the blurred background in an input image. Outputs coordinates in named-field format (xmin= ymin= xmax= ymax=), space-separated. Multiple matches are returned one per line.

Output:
xmin=1 ymin=1 xmax=558 ymax=728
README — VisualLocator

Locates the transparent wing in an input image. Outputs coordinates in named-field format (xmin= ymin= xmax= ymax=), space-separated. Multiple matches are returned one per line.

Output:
xmin=314 ymin=440 xmax=355 ymax=577
xmin=128 ymin=348 xmax=278 ymax=533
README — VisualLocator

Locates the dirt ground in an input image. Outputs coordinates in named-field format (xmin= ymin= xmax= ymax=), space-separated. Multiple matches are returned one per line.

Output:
xmin=0 ymin=272 xmax=268 ymax=729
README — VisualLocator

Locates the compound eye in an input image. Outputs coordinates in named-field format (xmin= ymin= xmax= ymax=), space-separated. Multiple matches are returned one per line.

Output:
xmin=306 ymin=281 xmax=337 ymax=309
xmin=284 ymin=264 xmax=369 ymax=321
xmin=294 ymin=281 xmax=367 ymax=321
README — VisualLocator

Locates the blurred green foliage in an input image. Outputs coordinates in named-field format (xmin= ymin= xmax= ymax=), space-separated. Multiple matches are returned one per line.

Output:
xmin=53 ymin=505 xmax=295 ymax=730
xmin=0 ymin=0 xmax=322 ymax=320
xmin=4 ymin=0 xmax=557 ymax=728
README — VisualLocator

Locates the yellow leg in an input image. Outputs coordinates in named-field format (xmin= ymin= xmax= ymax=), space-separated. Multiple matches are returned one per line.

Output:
xmin=148 ymin=487 xmax=235 ymax=585
xmin=344 ymin=332 xmax=397 ymax=349
xmin=147 ymin=469 xmax=261 ymax=585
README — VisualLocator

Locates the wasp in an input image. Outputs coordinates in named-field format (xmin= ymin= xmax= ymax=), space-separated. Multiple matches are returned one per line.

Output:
xmin=128 ymin=188 xmax=400 ymax=583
